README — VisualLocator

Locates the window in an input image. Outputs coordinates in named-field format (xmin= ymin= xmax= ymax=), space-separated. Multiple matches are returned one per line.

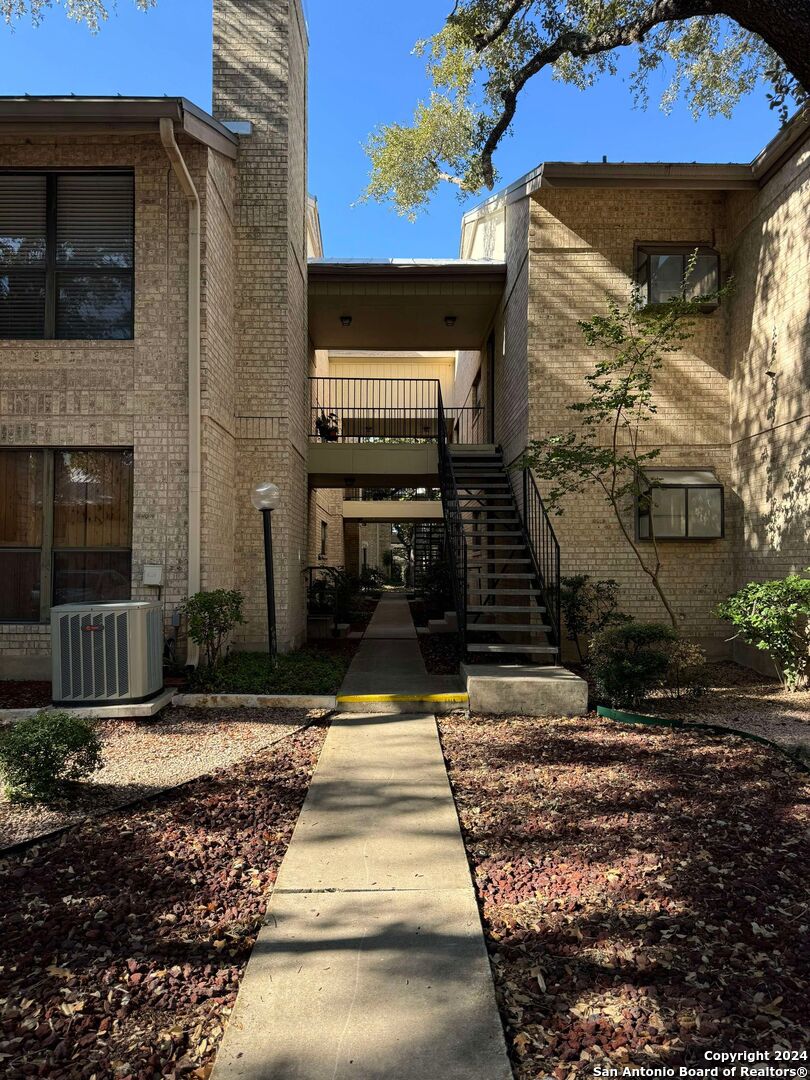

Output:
xmin=636 ymin=245 xmax=719 ymax=308
xmin=0 ymin=449 xmax=133 ymax=621
xmin=637 ymin=469 xmax=724 ymax=541
xmin=319 ymin=521 xmax=328 ymax=558
xmin=0 ymin=172 xmax=134 ymax=340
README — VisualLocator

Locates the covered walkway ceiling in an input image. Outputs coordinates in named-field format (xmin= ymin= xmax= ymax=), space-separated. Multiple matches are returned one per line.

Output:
xmin=308 ymin=259 xmax=506 ymax=350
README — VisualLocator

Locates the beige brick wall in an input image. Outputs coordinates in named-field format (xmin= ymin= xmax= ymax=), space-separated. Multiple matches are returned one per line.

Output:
xmin=496 ymin=197 xmax=531 ymax=466
xmin=726 ymin=137 xmax=810 ymax=669
xmin=0 ymin=133 xmax=208 ymax=678
xmin=523 ymin=187 xmax=735 ymax=652
xmin=213 ymin=0 xmax=310 ymax=653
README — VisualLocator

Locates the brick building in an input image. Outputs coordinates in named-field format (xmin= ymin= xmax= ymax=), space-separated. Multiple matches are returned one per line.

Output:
xmin=0 ymin=0 xmax=807 ymax=678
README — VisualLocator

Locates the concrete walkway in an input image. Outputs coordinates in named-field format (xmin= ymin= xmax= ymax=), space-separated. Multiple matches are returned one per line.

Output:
xmin=337 ymin=592 xmax=465 ymax=706
xmin=211 ymin=708 xmax=512 ymax=1080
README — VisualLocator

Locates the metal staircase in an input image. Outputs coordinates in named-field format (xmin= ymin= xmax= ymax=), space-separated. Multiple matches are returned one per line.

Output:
xmin=436 ymin=390 xmax=561 ymax=664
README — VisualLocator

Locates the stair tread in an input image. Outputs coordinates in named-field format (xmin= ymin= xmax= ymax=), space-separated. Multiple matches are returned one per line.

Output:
xmin=468 ymin=589 xmax=543 ymax=595
xmin=468 ymin=644 xmax=558 ymax=654
xmin=469 ymin=605 xmax=547 ymax=613
xmin=468 ymin=624 xmax=552 ymax=632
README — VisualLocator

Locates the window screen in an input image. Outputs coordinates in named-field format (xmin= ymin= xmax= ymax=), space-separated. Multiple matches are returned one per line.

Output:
xmin=0 ymin=172 xmax=134 ymax=340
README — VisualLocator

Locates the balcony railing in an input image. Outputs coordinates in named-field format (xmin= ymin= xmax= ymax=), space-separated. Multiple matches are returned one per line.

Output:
xmin=309 ymin=377 xmax=485 ymax=444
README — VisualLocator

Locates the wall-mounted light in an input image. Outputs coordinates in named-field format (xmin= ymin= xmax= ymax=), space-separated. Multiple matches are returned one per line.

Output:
xmin=444 ymin=315 xmax=457 ymax=327
xmin=340 ymin=315 xmax=352 ymax=327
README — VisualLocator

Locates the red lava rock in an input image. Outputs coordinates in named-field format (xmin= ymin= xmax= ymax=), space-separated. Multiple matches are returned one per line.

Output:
xmin=0 ymin=719 xmax=328 ymax=1077
xmin=437 ymin=711 xmax=810 ymax=1079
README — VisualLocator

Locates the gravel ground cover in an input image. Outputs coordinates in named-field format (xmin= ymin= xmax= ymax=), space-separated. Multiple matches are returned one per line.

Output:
xmin=0 ymin=708 xmax=319 ymax=849
xmin=0 ymin=716 xmax=328 ymax=1079
xmin=438 ymin=712 xmax=810 ymax=1080
xmin=647 ymin=661 xmax=810 ymax=752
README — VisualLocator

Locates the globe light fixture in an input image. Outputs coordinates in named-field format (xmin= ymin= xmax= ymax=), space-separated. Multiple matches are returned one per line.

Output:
xmin=251 ymin=481 xmax=280 ymax=656
xmin=251 ymin=481 xmax=281 ymax=512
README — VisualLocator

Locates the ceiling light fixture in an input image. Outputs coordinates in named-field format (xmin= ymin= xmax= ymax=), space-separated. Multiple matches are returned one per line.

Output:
xmin=340 ymin=314 xmax=352 ymax=327
xmin=444 ymin=315 xmax=457 ymax=327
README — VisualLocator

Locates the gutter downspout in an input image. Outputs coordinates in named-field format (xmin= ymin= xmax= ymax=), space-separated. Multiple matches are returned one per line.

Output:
xmin=160 ymin=116 xmax=201 ymax=667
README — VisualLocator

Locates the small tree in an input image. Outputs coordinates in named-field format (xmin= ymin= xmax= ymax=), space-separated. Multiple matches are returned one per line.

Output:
xmin=523 ymin=261 xmax=724 ymax=629
xmin=560 ymin=575 xmax=630 ymax=662
xmin=182 ymin=589 xmax=245 ymax=674
xmin=717 ymin=574 xmax=810 ymax=691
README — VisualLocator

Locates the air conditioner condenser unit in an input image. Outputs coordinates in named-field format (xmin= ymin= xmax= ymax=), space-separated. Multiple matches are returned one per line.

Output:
xmin=51 ymin=601 xmax=163 ymax=706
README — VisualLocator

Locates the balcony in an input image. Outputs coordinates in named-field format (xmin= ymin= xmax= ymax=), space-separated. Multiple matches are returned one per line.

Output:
xmin=308 ymin=377 xmax=488 ymax=486
xmin=310 ymin=378 xmax=485 ymax=445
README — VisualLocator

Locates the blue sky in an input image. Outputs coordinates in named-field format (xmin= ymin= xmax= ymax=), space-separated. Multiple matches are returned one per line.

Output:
xmin=0 ymin=0 xmax=780 ymax=257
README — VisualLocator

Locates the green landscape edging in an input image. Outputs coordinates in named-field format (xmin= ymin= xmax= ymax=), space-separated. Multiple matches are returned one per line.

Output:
xmin=596 ymin=705 xmax=809 ymax=772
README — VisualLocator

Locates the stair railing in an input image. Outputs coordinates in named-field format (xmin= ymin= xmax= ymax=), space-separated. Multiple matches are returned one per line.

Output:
xmin=512 ymin=466 xmax=561 ymax=651
xmin=437 ymin=386 xmax=468 ymax=650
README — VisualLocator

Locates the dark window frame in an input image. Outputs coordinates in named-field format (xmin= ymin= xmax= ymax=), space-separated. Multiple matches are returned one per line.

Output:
xmin=0 ymin=446 xmax=134 ymax=624
xmin=636 ymin=474 xmax=725 ymax=543
xmin=635 ymin=241 xmax=721 ymax=311
xmin=0 ymin=168 xmax=135 ymax=341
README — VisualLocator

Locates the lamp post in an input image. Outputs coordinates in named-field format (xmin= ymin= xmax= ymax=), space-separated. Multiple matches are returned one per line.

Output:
xmin=251 ymin=481 xmax=281 ymax=658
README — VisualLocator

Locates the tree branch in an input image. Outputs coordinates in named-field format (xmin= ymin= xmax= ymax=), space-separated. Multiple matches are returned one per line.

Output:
xmin=477 ymin=0 xmax=728 ymax=186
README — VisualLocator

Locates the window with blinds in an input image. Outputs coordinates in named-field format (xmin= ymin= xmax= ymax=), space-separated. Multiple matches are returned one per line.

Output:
xmin=0 ymin=448 xmax=133 ymax=621
xmin=0 ymin=172 xmax=134 ymax=340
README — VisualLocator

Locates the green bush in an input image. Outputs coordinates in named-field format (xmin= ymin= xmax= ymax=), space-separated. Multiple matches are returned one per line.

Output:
xmin=660 ymin=639 xmax=709 ymax=700
xmin=182 ymin=589 xmax=245 ymax=673
xmin=0 ymin=711 xmax=102 ymax=800
xmin=560 ymin=574 xmax=631 ymax=661
xmin=306 ymin=567 xmax=362 ymax=623
xmin=589 ymin=622 xmax=677 ymax=708
xmin=202 ymin=650 xmax=351 ymax=695
xmin=717 ymin=574 xmax=810 ymax=691
xmin=359 ymin=566 xmax=386 ymax=594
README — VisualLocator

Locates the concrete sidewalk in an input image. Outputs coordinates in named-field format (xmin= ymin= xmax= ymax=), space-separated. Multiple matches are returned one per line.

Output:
xmin=337 ymin=592 xmax=465 ymax=708
xmin=211 ymin=710 xmax=512 ymax=1080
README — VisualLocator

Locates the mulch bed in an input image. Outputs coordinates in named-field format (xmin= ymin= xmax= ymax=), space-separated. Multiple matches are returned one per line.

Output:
xmin=0 ymin=681 xmax=52 ymax=710
xmin=0 ymin=717 xmax=328 ymax=1080
xmin=438 ymin=712 xmax=810 ymax=1079
xmin=418 ymin=632 xmax=461 ymax=675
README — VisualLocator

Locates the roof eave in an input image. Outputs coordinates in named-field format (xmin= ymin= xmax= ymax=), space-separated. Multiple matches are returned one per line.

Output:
xmin=0 ymin=96 xmax=239 ymax=159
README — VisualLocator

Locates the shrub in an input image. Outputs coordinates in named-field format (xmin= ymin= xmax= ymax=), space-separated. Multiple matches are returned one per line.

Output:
xmin=359 ymin=566 xmax=386 ymax=593
xmin=660 ymin=640 xmax=709 ymax=699
xmin=589 ymin=622 xmax=677 ymax=708
xmin=717 ymin=574 xmax=810 ymax=691
xmin=560 ymin=575 xmax=631 ymax=661
xmin=182 ymin=589 xmax=245 ymax=673
xmin=204 ymin=650 xmax=351 ymax=695
xmin=0 ymin=711 xmax=102 ymax=800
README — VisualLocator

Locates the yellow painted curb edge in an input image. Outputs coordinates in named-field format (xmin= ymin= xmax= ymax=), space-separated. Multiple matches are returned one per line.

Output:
xmin=336 ymin=692 xmax=469 ymax=704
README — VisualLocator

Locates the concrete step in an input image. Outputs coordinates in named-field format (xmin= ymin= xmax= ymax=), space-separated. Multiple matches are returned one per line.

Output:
xmin=462 ymin=663 xmax=588 ymax=717
xmin=472 ymin=571 xmax=537 ymax=579
xmin=467 ymin=623 xmax=552 ymax=633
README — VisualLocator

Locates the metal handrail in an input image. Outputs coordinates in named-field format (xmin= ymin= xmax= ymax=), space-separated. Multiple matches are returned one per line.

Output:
xmin=309 ymin=377 xmax=484 ymax=444
xmin=437 ymin=386 xmax=468 ymax=649
xmin=514 ymin=467 xmax=561 ymax=650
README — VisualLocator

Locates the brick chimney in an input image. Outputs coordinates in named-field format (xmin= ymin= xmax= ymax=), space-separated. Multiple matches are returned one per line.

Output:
xmin=212 ymin=0 xmax=310 ymax=652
